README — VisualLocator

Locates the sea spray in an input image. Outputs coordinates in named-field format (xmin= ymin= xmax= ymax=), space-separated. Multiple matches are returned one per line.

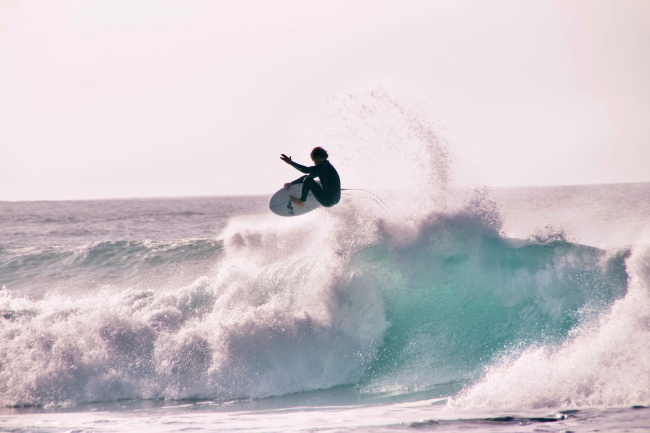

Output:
xmin=296 ymin=86 xmax=451 ymax=219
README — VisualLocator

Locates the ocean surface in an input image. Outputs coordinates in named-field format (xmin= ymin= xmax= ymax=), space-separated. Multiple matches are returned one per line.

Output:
xmin=2 ymin=90 xmax=650 ymax=432
xmin=1 ymin=182 xmax=649 ymax=432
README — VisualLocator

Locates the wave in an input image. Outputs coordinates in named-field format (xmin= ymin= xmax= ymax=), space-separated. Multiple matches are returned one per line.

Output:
xmin=0 ymin=193 xmax=636 ymax=408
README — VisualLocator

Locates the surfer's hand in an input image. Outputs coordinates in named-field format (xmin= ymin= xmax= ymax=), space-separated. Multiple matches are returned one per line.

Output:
xmin=284 ymin=183 xmax=292 ymax=189
xmin=280 ymin=154 xmax=292 ymax=164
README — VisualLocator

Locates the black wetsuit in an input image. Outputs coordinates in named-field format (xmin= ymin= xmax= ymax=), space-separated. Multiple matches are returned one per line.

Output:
xmin=289 ymin=160 xmax=341 ymax=207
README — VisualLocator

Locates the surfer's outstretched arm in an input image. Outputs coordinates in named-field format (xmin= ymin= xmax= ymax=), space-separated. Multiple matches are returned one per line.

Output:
xmin=280 ymin=154 xmax=317 ymax=175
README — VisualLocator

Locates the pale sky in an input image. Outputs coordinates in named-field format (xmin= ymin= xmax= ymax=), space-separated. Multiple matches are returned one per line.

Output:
xmin=1 ymin=0 xmax=649 ymax=201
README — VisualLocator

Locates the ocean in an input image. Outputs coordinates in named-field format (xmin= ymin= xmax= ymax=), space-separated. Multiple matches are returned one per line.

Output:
xmin=1 ymin=182 xmax=649 ymax=432
xmin=1 ymin=89 xmax=649 ymax=432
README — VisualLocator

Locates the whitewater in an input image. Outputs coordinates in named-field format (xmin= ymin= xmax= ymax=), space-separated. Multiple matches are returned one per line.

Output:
xmin=1 ymin=89 xmax=649 ymax=432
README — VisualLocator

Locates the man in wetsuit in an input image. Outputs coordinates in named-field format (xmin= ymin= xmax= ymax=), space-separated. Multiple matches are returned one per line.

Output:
xmin=280 ymin=147 xmax=341 ymax=208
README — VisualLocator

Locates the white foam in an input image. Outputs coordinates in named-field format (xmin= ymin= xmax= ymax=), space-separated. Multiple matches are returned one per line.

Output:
xmin=0 ymin=206 xmax=394 ymax=406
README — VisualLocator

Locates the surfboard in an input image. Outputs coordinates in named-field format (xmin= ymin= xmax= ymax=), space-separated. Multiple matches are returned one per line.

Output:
xmin=269 ymin=183 xmax=321 ymax=217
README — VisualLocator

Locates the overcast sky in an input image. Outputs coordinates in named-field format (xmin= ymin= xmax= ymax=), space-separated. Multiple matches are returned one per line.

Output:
xmin=2 ymin=0 xmax=649 ymax=201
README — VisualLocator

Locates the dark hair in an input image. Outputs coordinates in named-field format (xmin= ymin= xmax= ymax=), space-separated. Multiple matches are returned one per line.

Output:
xmin=311 ymin=147 xmax=328 ymax=159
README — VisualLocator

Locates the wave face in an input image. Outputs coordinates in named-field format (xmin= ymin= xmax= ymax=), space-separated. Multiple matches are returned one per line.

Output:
xmin=359 ymin=205 xmax=630 ymax=392
xmin=450 ymin=244 xmax=650 ymax=409
xmin=1 ymin=88 xmax=648 ymax=409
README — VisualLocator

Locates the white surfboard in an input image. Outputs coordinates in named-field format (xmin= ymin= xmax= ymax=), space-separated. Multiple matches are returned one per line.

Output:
xmin=269 ymin=183 xmax=321 ymax=217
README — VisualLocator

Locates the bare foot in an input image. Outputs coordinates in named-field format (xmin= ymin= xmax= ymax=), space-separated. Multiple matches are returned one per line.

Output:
xmin=290 ymin=195 xmax=305 ymax=207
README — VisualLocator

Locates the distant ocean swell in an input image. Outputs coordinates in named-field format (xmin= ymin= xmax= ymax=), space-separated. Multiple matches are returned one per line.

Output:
xmin=0 ymin=193 xmax=642 ymax=409
xmin=0 ymin=239 xmax=223 ymax=295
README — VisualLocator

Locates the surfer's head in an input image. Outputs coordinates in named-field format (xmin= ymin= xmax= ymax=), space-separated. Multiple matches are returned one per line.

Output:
xmin=310 ymin=147 xmax=328 ymax=163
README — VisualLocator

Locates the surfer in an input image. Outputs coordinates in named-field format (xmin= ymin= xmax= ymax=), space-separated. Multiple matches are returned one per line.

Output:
xmin=280 ymin=147 xmax=341 ymax=208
